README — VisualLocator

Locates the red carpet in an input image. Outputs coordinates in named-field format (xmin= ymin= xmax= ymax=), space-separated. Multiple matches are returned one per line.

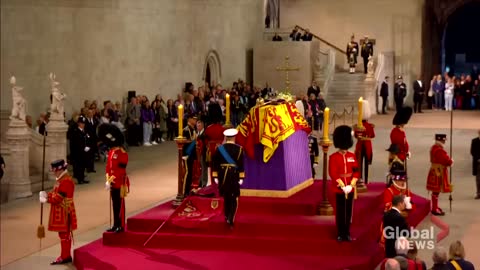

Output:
xmin=73 ymin=181 xmax=430 ymax=270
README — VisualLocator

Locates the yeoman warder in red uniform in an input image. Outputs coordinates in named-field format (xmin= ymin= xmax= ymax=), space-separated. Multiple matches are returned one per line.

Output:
xmin=427 ymin=134 xmax=453 ymax=216
xmin=39 ymin=159 xmax=77 ymax=265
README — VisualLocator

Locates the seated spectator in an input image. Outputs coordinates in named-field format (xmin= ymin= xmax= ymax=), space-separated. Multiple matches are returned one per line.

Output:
xmin=394 ymin=256 xmax=409 ymax=270
xmin=272 ymin=33 xmax=282 ymax=41
xmin=289 ymin=27 xmax=299 ymax=41
xmin=407 ymin=242 xmax=427 ymax=270
xmin=385 ymin=259 xmax=401 ymax=270
xmin=430 ymin=247 xmax=449 ymax=270
xmin=446 ymin=241 xmax=475 ymax=270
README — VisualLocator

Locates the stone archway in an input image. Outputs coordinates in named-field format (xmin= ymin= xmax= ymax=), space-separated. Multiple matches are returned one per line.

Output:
xmin=421 ymin=0 xmax=480 ymax=82
xmin=203 ymin=50 xmax=222 ymax=87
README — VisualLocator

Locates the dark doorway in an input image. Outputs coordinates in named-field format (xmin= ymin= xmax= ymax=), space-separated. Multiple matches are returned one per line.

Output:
xmin=442 ymin=2 xmax=480 ymax=75
xmin=205 ymin=63 xmax=211 ymax=87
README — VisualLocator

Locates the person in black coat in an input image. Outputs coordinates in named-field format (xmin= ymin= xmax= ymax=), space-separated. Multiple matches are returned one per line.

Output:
xmin=383 ymin=194 xmax=410 ymax=258
xmin=380 ymin=76 xmax=389 ymax=114
xmin=84 ymin=109 xmax=99 ymax=172
xmin=471 ymin=130 xmax=480 ymax=199
xmin=361 ymin=36 xmax=374 ymax=74
xmin=212 ymin=129 xmax=245 ymax=227
xmin=69 ymin=116 xmax=90 ymax=184
xmin=394 ymin=76 xmax=407 ymax=111
xmin=413 ymin=76 xmax=425 ymax=113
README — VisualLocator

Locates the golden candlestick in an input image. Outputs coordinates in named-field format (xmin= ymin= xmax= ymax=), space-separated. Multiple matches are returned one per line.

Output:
xmin=317 ymin=138 xmax=333 ymax=215
xmin=177 ymin=104 xmax=184 ymax=138
xmin=323 ymin=107 xmax=330 ymax=142
xmin=224 ymin=94 xmax=232 ymax=128
xmin=358 ymin=97 xmax=363 ymax=128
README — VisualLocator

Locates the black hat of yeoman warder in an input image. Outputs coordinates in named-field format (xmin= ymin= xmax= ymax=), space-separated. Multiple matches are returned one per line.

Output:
xmin=392 ymin=106 xmax=413 ymax=126
xmin=435 ymin=134 xmax=447 ymax=141
xmin=333 ymin=125 xmax=353 ymax=150
xmin=98 ymin=123 xmax=125 ymax=147
xmin=50 ymin=159 xmax=67 ymax=171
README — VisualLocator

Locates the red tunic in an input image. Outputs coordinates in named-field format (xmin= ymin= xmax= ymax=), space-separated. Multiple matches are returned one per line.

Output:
xmin=426 ymin=143 xmax=453 ymax=193
xmin=47 ymin=172 xmax=78 ymax=232
xmin=354 ymin=121 xmax=375 ymax=163
xmin=328 ymin=151 xmax=360 ymax=195
xmin=106 ymin=147 xmax=130 ymax=190
xmin=383 ymin=184 xmax=415 ymax=212
xmin=390 ymin=127 xmax=409 ymax=161
xmin=205 ymin=124 xmax=225 ymax=162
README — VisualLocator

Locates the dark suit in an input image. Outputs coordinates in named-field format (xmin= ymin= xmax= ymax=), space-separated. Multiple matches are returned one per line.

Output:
xmin=70 ymin=127 xmax=89 ymax=183
xmin=471 ymin=137 xmax=480 ymax=196
xmin=394 ymin=82 xmax=407 ymax=111
xmin=85 ymin=117 xmax=98 ymax=171
xmin=413 ymin=80 xmax=425 ymax=113
xmin=361 ymin=42 xmax=374 ymax=73
xmin=383 ymin=208 xmax=409 ymax=258
xmin=212 ymin=143 xmax=245 ymax=225
xmin=307 ymin=86 xmax=321 ymax=98
xmin=380 ymin=81 xmax=389 ymax=114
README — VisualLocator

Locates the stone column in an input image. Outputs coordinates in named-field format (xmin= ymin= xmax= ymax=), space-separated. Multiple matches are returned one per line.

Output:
xmin=5 ymin=119 xmax=32 ymax=199
xmin=46 ymin=113 xmax=68 ymax=180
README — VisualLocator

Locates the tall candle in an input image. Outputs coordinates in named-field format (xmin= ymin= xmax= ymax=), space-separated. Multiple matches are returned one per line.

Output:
xmin=178 ymin=104 xmax=183 ymax=137
xmin=323 ymin=107 xmax=329 ymax=140
xmin=225 ymin=93 xmax=230 ymax=125
xmin=358 ymin=97 xmax=363 ymax=128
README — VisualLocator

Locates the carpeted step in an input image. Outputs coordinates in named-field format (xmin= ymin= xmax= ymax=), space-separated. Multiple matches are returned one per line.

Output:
xmin=102 ymin=230 xmax=383 ymax=257
xmin=74 ymin=239 xmax=383 ymax=270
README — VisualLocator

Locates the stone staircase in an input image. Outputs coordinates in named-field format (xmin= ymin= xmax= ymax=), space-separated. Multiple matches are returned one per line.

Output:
xmin=325 ymin=71 xmax=375 ymax=113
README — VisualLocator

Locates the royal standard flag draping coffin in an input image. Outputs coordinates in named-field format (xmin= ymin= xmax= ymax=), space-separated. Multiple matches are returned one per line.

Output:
xmin=236 ymin=102 xmax=310 ymax=162
xmin=170 ymin=196 xmax=224 ymax=229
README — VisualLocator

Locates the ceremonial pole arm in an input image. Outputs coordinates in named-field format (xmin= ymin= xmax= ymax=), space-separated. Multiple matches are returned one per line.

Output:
xmin=449 ymin=107 xmax=453 ymax=212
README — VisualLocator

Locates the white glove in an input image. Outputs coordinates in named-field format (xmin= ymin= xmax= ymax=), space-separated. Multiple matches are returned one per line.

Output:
xmin=239 ymin=180 xmax=243 ymax=185
xmin=84 ymin=146 xmax=90 ymax=152
xmin=404 ymin=196 xmax=412 ymax=210
xmin=39 ymin=191 xmax=47 ymax=198
xmin=39 ymin=196 xmax=47 ymax=203
xmin=451 ymin=159 xmax=454 ymax=167
xmin=182 ymin=156 xmax=188 ymax=160
xmin=344 ymin=185 xmax=353 ymax=194
xmin=105 ymin=181 xmax=111 ymax=190
xmin=214 ymin=178 xmax=218 ymax=184
xmin=407 ymin=152 xmax=411 ymax=159
xmin=313 ymin=163 xmax=319 ymax=168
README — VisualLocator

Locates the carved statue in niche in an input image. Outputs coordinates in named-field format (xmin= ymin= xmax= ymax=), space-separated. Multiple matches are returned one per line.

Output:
xmin=49 ymin=73 xmax=66 ymax=118
xmin=9 ymin=76 xmax=27 ymax=121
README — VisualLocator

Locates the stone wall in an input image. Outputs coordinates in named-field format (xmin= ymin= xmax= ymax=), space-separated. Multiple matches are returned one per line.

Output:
xmin=280 ymin=0 xmax=424 ymax=104
xmin=254 ymin=41 xmax=313 ymax=97
xmin=0 ymin=0 xmax=262 ymax=119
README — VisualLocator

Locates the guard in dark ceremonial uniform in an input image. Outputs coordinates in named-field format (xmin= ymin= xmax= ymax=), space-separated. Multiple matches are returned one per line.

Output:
xmin=346 ymin=35 xmax=359 ymax=74
xmin=99 ymin=124 xmax=130 ymax=233
xmin=182 ymin=115 xmax=198 ymax=196
xmin=212 ymin=128 xmax=245 ymax=227
xmin=386 ymin=144 xmax=405 ymax=187
xmin=393 ymin=76 xmax=407 ymax=111
xmin=329 ymin=125 xmax=360 ymax=242
xmin=390 ymin=106 xmax=412 ymax=162
xmin=39 ymin=159 xmax=77 ymax=265
xmin=308 ymin=132 xmax=319 ymax=178
xmin=69 ymin=116 xmax=90 ymax=184
xmin=426 ymin=134 xmax=453 ymax=216
xmin=361 ymin=36 xmax=374 ymax=74
xmin=353 ymin=99 xmax=375 ymax=184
